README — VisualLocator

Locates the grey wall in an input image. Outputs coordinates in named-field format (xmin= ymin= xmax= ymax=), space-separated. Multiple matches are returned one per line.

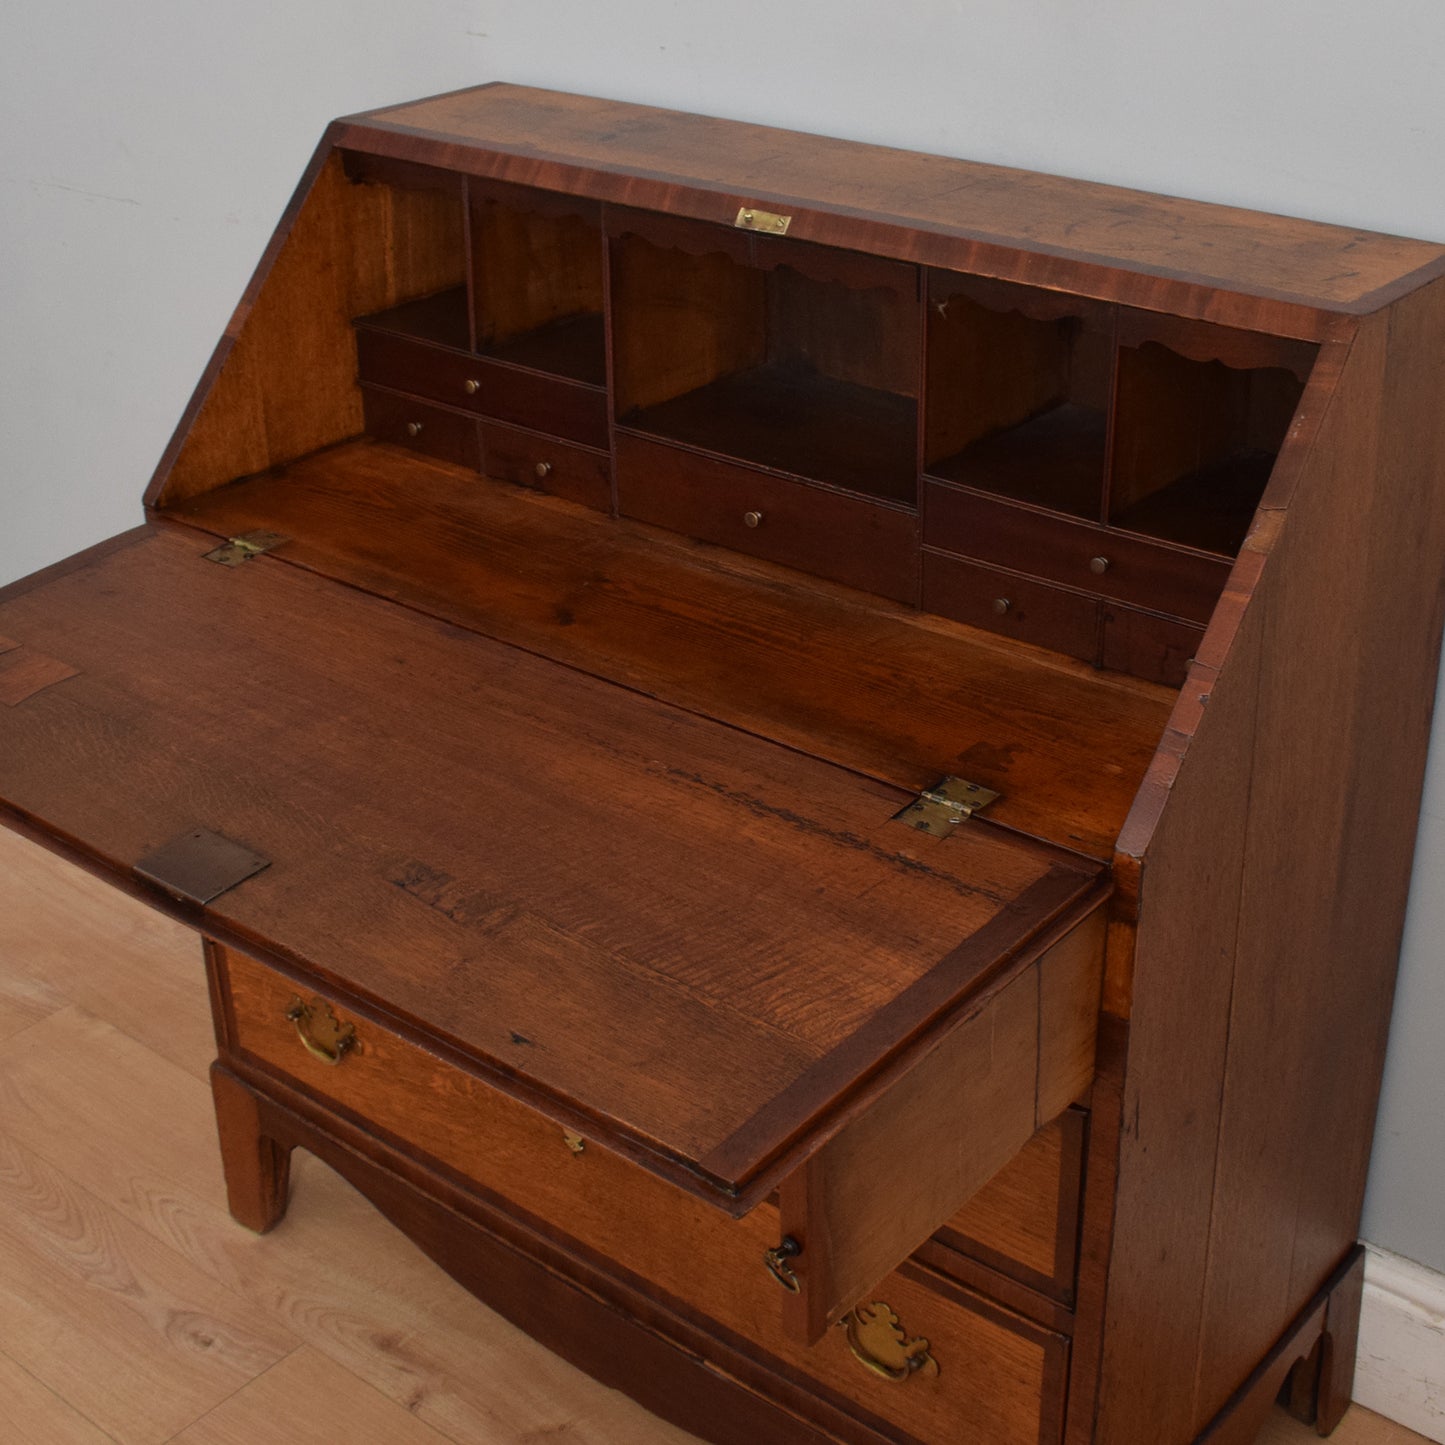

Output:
xmin=2 ymin=1 xmax=1443 ymax=1272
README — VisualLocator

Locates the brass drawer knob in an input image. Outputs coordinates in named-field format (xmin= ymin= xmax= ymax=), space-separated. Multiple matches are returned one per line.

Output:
xmin=1089 ymin=555 xmax=1111 ymax=574
xmin=840 ymin=1302 xmax=940 ymax=1382
xmin=534 ymin=461 xmax=554 ymax=480
xmin=463 ymin=379 xmax=481 ymax=395
xmin=763 ymin=1235 xmax=802 ymax=1292
xmin=405 ymin=421 xmax=424 ymax=438
xmin=743 ymin=510 xmax=764 ymax=528
xmin=284 ymin=996 xmax=358 ymax=1067
xmin=992 ymin=597 xmax=1012 ymax=615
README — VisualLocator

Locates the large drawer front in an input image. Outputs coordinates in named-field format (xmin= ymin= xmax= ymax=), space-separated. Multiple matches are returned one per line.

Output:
xmin=215 ymin=926 xmax=1093 ymax=1442
xmin=217 ymin=943 xmax=1065 ymax=1444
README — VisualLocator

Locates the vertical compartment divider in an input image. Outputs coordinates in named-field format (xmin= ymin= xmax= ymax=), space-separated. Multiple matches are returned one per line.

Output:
xmin=601 ymin=205 xmax=621 ymax=518
xmin=1098 ymin=310 xmax=1122 ymax=530
xmin=461 ymin=174 xmax=479 ymax=355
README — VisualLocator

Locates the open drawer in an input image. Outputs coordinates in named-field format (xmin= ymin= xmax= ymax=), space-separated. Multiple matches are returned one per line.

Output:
xmin=0 ymin=522 xmax=1107 ymax=1345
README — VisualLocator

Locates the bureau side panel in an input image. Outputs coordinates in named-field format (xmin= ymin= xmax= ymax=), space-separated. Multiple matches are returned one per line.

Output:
xmin=1188 ymin=279 xmax=1445 ymax=1429
xmin=149 ymin=145 xmax=465 ymax=508
xmin=1091 ymin=319 xmax=1356 ymax=1442
xmin=1092 ymin=617 xmax=1265 ymax=1445
xmin=1098 ymin=285 xmax=1445 ymax=1443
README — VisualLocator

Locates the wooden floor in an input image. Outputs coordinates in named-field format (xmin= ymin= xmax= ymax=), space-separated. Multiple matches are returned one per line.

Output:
xmin=0 ymin=826 xmax=1424 ymax=1445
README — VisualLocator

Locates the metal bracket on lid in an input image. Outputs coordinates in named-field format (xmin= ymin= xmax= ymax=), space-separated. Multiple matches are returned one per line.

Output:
xmin=134 ymin=827 xmax=272 ymax=905
xmin=203 ymin=530 xmax=288 ymax=567
xmin=891 ymin=777 xmax=1000 ymax=837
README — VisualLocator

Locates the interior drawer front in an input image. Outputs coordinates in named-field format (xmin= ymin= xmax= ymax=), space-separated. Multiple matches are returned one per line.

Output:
xmin=360 ymin=386 xmax=481 ymax=469
xmin=357 ymin=328 xmax=482 ymax=408
xmin=482 ymin=422 xmax=611 ymax=512
xmin=357 ymin=328 xmax=609 ymax=448
xmin=924 ymin=479 xmax=1228 ymax=624
xmin=1101 ymin=602 xmax=1205 ymax=688
xmin=935 ymin=1109 xmax=1087 ymax=1306
xmin=466 ymin=357 xmax=609 ymax=448
xmin=218 ymin=942 xmax=1064 ymax=1445
xmin=616 ymin=432 xmax=918 ymax=604
xmin=922 ymin=549 xmax=1100 ymax=662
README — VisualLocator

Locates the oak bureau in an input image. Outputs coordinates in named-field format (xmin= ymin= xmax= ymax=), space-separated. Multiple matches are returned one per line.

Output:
xmin=3 ymin=84 xmax=1445 ymax=1445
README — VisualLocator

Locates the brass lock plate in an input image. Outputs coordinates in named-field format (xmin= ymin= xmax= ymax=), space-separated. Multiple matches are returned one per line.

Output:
xmin=735 ymin=205 xmax=791 ymax=235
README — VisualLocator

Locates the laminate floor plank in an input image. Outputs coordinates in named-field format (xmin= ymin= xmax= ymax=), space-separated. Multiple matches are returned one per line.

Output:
xmin=0 ymin=1346 xmax=118 ymax=1445
xmin=1256 ymin=1405 xmax=1430 ymax=1444
xmin=0 ymin=827 xmax=212 ymax=1081
xmin=0 ymin=797 xmax=1428 ymax=1445
xmin=0 ymin=1128 xmax=295 ymax=1445
xmin=0 ymin=999 xmax=699 ymax=1444
xmin=169 ymin=1346 xmax=456 ymax=1445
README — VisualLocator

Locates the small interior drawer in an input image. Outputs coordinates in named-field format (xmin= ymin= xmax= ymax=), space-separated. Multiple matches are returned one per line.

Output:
xmin=357 ymin=326 xmax=610 ymax=448
xmin=357 ymin=327 xmax=483 ymax=409
xmin=616 ymin=431 xmax=919 ymax=603
xmin=463 ymin=356 xmax=610 ymax=448
xmin=1101 ymin=602 xmax=1205 ymax=688
xmin=922 ymin=549 xmax=1100 ymax=662
xmin=482 ymin=422 xmax=611 ymax=512
xmin=924 ymin=478 xmax=1229 ymax=624
xmin=360 ymin=385 xmax=481 ymax=469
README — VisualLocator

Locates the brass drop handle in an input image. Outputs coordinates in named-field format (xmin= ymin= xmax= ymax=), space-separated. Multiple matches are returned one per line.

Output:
xmin=284 ymin=996 xmax=358 ymax=1067
xmin=763 ymin=1235 xmax=802 ymax=1292
xmin=405 ymin=421 xmax=424 ymax=437
xmin=840 ymin=1302 xmax=940 ymax=1382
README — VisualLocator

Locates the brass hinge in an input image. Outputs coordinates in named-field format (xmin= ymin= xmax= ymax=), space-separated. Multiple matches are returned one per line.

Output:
xmin=892 ymin=777 xmax=1000 ymax=837
xmin=735 ymin=205 xmax=791 ymax=235
xmin=203 ymin=530 xmax=288 ymax=566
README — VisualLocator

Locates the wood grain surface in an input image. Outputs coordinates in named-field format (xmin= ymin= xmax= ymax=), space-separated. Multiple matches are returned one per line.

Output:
xmin=344 ymin=85 xmax=1445 ymax=322
xmin=0 ymin=524 xmax=1101 ymax=1209
xmin=164 ymin=441 xmax=1174 ymax=860
xmin=155 ymin=151 xmax=465 ymax=507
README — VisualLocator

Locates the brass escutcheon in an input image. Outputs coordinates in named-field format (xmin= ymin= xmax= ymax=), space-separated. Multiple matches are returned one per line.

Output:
xmin=840 ymin=1301 xmax=939 ymax=1382
xmin=284 ymin=996 xmax=358 ymax=1066
xmin=734 ymin=205 xmax=791 ymax=235
xmin=763 ymin=1235 xmax=802 ymax=1293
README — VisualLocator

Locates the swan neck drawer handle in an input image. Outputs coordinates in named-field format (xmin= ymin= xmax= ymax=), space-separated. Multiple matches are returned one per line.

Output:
xmin=840 ymin=1302 xmax=940 ymax=1382
xmin=283 ymin=996 xmax=358 ymax=1066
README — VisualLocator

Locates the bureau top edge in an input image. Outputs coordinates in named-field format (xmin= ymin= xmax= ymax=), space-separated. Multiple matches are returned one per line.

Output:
xmin=332 ymin=83 xmax=1445 ymax=335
